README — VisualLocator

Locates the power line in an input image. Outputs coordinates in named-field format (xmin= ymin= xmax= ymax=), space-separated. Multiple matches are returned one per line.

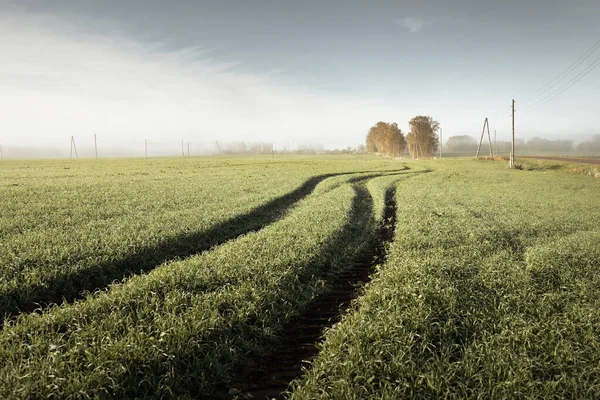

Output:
xmin=525 ymin=38 xmax=600 ymax=105
xmin=492 ymin=38 xmax=600 ymax=134
xmin=526 ymin=54 xmax=600 ymax=110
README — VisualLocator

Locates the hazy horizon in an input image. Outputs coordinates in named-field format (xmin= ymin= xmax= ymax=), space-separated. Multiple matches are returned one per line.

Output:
xmin=2 ymin=133 xmax=599 ymax=160
xmin=1 ymin=0 xmax=600 ymax=157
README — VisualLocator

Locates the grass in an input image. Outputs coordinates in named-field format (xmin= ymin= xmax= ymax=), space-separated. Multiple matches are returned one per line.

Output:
xmin=1 ymin=156 xmax=600 ymax=398
xmin=514 ymin=157 xmax=600 ymax=178
xmin=0 ymin=156 xmax=412 ymax=398
xmin=291 ymin=159 xmax=600 ymax=399
xmin=0 ymin=156 xmax=397 ymax=321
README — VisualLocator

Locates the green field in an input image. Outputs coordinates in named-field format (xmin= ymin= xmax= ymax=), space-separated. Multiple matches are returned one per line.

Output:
xmin=1 ymin=155 xmax=599 ymax=398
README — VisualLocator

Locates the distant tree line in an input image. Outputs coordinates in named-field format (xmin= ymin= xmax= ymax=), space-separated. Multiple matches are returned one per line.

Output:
xmin=326 ymin=145 xmax=367 ymax=154
xmin=444 ymin=134 xmax=600 ymax=155
xmin=214 ymin=141 xmax=325 ymax=155
xmin=366 ymin=116 xmax=440 ymax=159
xmin=577 ymin=135 xmax=600 ymax=153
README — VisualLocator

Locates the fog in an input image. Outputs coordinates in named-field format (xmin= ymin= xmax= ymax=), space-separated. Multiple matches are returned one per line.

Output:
xmin=0 ymin=12 xmax=401 ymax=159
xmin=442 ymin=134 xmax=600 ymax=157
xmin=0 ymin=139 xmax=330 ymax=159
xmin=2 ymin=133 xmax=600 ymax=160
xmin=2 ymin=6 xmax=600 ymax=160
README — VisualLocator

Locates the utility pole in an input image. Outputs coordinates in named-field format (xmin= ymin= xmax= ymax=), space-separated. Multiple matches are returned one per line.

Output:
xmin=0 ymin=145 xmax=3 ymax=161
xmin=511 ymin=99 xmax=515 ymax=168
xmin=187 ymin=142 xmax=190 ymax=157
xmin=271 ymin=143 xmax=274 ymax=159
xmin=486 ymin=121 xmax=493 ymax=157
xmin=94 ymin=134 xmax=98 ymax=159
xmin=70 ymin=136 xmax=79 ymax=159
xmin=476 ymin=118 xmax=492 ymax=159
xmin=181 ymin=140 xmax=185 ymax=157
xmin=145 ymin=139 xmax=148 ymax=159
xmin=494 ymin=130 xmax=497 ymax=157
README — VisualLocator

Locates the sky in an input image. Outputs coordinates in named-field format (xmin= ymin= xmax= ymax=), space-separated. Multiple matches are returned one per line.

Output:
xmin=1 ymin=0 xmax=600 ymax=156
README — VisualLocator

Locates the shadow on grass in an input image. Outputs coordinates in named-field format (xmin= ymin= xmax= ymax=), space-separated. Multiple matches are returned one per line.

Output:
xmin=0 ymin=168 xmax=409 ymax=323
xmin=112 ymin=171 xmax=421 ymax=399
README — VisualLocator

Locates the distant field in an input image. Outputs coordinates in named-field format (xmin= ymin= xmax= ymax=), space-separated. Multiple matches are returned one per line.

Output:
xmin=520 ymin=155 xmax=600 ymax=165
xmin=0 ymin=155 xmax=599 ymax=398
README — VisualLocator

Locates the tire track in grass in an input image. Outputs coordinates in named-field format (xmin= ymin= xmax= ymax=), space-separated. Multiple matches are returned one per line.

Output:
xmin=0 ymin=172 xmax=367 ymax=399
xmin=0 ymin=169 xmax=405 ymax=322
xmin=0 ymin=169 xmax=408 ymax=325
xmin=0 ymin=171 xmax=419 ymax=399
xmin=230 ymin=181 xmax=399 ymax=400
xmin=141 ymin=172 xmax=412 ymax=399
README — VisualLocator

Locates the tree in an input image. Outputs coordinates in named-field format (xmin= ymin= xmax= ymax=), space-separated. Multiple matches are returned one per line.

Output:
xmin=406 ymin=116 xmax=440 ymax=158
xmin=576 ymin=135 xmax=600 ymax=154
xmin=366 ymin=122 xmax=406 ymax=157
xmin=526 ymin=137 xmax=573 ymax=154
xmin=445 ymin=135 xmax=478 ymax=153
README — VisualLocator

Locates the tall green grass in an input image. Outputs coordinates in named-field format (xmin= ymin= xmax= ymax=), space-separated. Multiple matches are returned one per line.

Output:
xmin=0 ymin=156 xmax=397 ymax=320
xmin=0 ymin=168 xmax=400 ymax=398
xmin=292 ymin=160 xmax=600 ymax=399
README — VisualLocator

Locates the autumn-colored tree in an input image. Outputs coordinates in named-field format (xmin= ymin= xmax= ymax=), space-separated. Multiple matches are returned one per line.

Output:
xmin=366 ymin=122 xmax=406 ymax=157
xmin=406 ymin=116 xmax=440 ymax=159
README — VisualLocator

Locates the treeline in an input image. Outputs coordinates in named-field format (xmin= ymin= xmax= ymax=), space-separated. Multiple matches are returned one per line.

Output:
xmin=326 ymin=145 xmax=367 ymax=154
xmin=445 ymin=134 xmax=600 ymax=155
xmin=577 ymin=135 xmax=600 ymax=153
xmin=214 ymin=141 xmax=325 ymax=155
xmin=366 ymin=116 xmax=440 ymax=158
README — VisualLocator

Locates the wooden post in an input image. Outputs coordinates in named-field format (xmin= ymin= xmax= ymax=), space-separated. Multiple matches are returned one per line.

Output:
xmin=73 ymin=137 xmax=78 ymax=159
xmin=70 ymin=136 xmax=79 ymax=159
xmin=494 ymin=130 xmax=497 ymax=157
xmin=486 ymin=120 xmax=493 ymax=157
xmin=94 ymin=134 xmax=98 ymax=159
xmin=475 ymin=118 xmax=488 ymax=159
xmin=511 ymin=99 xmax=515 ymax=168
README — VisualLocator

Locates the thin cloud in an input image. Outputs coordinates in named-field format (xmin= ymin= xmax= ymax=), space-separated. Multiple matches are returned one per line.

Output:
xmin=397 ymin=17 xmax=427 ymax=33
xmin=0 ymin=11 xmax=404 ymax=150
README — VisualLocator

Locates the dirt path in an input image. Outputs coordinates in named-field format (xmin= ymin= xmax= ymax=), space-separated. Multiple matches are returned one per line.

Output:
xmin=520 ymin=156 xmax=600 ymax=165
xmin=231 ymin=186 xmax=398 ymax=400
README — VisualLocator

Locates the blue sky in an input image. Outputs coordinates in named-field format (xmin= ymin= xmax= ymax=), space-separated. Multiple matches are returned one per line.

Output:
xmin=1 ymin=0 xmax=600 ymax=153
